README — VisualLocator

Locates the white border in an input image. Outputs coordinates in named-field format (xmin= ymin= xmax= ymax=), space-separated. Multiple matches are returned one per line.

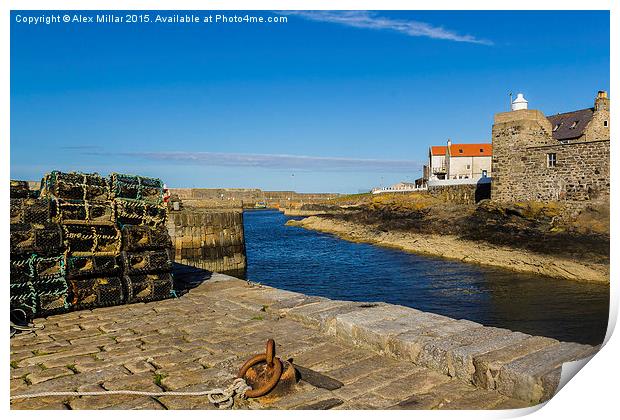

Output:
xmin=2 ymin=2 xmax=616 ymax=420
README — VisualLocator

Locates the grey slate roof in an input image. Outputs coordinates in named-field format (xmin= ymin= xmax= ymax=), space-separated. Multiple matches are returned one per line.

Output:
xmin=547 ymin=108 xmax=594 ymax=140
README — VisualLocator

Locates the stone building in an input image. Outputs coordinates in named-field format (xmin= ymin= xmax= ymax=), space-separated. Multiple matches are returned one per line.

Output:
xmin=491 ymin=91 xmax=610 ymax=205
xmin=426 ymin=140 xmax=492 ymax=181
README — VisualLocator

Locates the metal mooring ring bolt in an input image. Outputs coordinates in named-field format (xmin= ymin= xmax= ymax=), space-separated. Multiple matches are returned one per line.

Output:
xmin=238 ymin=339 xmax=283 ymax=398
xmin=265 ymin=338 xmax=275 ymax=367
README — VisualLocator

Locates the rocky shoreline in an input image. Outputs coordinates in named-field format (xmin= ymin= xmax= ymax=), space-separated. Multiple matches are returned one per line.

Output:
xmin=286 ymin=216 xmax=609 ymax=283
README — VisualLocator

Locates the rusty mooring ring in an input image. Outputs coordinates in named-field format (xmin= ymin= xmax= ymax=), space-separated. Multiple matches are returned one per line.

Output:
xmin=238 ymin=339 xmax=283 ymax=398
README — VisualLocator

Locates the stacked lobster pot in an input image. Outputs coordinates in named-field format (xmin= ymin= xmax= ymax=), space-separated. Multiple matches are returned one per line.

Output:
xmin=10 ymin=181 xmax=69 ymax=318
xmin=110 ymin=173 xmax=174 ymax=303
xmin=40 ymin=171 xmax=126 ymax=310
xmin=10 ymin=171 xmax=175 ymax=319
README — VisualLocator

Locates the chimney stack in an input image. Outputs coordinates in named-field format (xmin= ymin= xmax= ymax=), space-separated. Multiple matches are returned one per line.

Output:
xmin=595 ymin=90 xmax=610 ymax=111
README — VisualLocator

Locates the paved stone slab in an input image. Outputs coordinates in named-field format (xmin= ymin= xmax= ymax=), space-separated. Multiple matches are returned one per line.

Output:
xmin=448 ymin=330 xmax=531 ymax=381
xmin=11 ymin=365 xmax=42 ymax=380
xmin=160 ymin=367 xmax=235 ymax=391
xmin=296 ymin=397 xmax=344 ymax=410
xmin=290 ymin=342 xmax=348 ymax=367
xmin=287 ymin=301 xmax=370 ymax=330
xmin=11 ymin=395 xmax=70 ymax=410
xmin=13 ymin=340 xmax=72 ymax=358
xmin=25 ymin=367 xmax=74 ymax=385
xmin=18 ymin=346 xmax=101 ymax=367
xmin=14 ymin=365 xmax=130 ymax=396
xmin=294 ymin=364 xmax=344 ymax=390
xmin=326 ymin=355 xmax=389 ymax=384
xmin=387 ymin=319 xmax=482 ymax=363
xmin=156 ymin=383 xmax=223 ymax=410
xmin=11 ymin=379 xmax=30 ymax=394
xmin=125 ymin=360 xmax=156 ymax=374
xmin=269 ymin=295 xmax=327 ymax=313
xmin=372 ymin=368 xmax=451 ymax=401
xmin=337 ymin=392 xmax=400 ymax=409
xmin=472 ymin=335 xmax=559 ymax=390
xmin=265 ymin=383 xmax=336 ymax=409
xmin=497 ymin=341 xmax=596 ymax=403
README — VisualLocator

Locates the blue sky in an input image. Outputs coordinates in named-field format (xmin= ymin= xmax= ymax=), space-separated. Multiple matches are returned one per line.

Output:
xmin=11 ymin=10 xmax=609 ymax=193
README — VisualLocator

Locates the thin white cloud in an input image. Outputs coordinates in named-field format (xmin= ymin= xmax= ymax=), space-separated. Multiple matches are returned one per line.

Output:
xmin=282 ymin=11 xmax=492 ymax=45
xmin=86 ymin=150 xmax=423 ymax=173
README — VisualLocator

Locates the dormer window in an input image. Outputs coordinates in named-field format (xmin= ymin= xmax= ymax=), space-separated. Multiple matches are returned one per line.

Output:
xmin=459 ymin=149 xmax=463 ymax=154
xmin=479 ymin=148 xmax=484 ymax=153
xmin=553 ymin=123 xmax=561 ymax=132
xmin=570 ymin=121 xmax=579 ymax=129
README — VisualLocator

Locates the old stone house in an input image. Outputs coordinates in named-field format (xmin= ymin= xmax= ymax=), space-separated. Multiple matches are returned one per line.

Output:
xmin=491 ymin=91 xmax=610 ymax=205
xmin=426 ymin=140 xmax=492 ymax=181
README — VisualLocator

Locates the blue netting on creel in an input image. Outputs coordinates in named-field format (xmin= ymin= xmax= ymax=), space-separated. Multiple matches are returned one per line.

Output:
xmin=109 ymin=173 xmax=164 ymax=204
xmin=10 ymin=256 xmax=38 ymax=316
xmin=33 ymin=255 xmax=70 ymax=316
xmin=10 ymin=254 xmax=70 ymax=318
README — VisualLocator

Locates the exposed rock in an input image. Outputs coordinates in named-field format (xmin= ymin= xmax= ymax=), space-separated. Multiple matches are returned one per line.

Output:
xmin=287 ymin=216 xmax=609 ymax=283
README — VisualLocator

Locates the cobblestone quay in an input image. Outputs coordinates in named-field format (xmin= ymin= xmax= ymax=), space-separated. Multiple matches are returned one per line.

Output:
xmin=10 ymin=274 xmax=597 ymax=410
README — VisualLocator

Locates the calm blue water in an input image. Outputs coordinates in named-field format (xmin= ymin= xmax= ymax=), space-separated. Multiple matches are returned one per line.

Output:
xmin=243 ymin=210 xmax=609 ymax=345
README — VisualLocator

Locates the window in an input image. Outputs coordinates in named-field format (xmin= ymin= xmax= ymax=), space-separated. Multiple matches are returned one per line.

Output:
xmin=459 ymin=149 xmax=463 ymax=154
xmin=604 ymin=120 xmax=609 ymax=127
xmin=466 ymin=164 xmax=471 ymax=169
xmin=479 ymin=148 xmax=484 ymax=153
xmin=553 ymin=124 xmax=561 ymax=132
xmin=570 ymin=121 xmax=579 ymax=129
xmin=547 ymin=153 xmax=557 ymax=168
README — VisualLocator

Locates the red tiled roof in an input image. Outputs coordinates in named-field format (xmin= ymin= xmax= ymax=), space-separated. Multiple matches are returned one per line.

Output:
xmin=430 ymin=146 xmax=447 ymax=155
xmin=449 ymin=143 xmax=492 ymax=157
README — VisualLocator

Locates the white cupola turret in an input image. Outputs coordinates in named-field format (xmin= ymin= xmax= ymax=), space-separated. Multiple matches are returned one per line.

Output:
xmin=511 ymin=93 xmax=528 ymax=111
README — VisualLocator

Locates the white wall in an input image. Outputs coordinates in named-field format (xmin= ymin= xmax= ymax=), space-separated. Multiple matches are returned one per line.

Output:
xmin=447 ymin=156 xmax=491 ymax=179
xmin=429 ymin=155 xmax=446 ymax=179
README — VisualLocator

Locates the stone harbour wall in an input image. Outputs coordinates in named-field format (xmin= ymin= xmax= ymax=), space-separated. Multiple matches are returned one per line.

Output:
xmin=170 ymin=188 xmax=339 ymax=209
xmin=166 ymin=209 xmax=246 ymax=276
xmin=427 ymin=183 xmax=491 ymax=205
